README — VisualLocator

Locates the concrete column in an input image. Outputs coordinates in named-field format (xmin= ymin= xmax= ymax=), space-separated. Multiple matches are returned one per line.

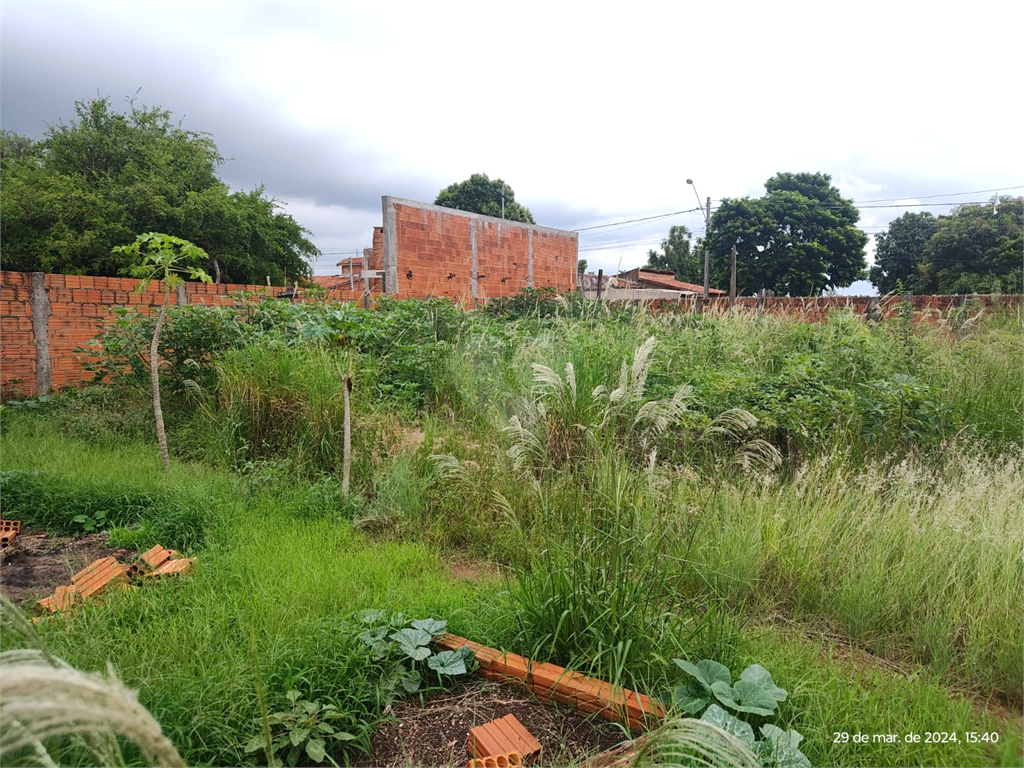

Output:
xmin=30 ymin=272 xmax=52 ymax=395
xmin=175 ymin=283 xmax=188 ymax=305
xmin=470 ymin=220 xmax=478 ymax=301
xmin=382 ymin=196 xmax=399 ymax=295
xmin=527 ymin=229 xmax=534 ymax=289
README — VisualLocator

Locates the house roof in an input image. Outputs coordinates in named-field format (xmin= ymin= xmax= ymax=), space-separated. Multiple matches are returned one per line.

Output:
xmin=312 ymin=275 xmax=353 ymax=290
xmin=625 ymin=270 xmax=727 ymax=294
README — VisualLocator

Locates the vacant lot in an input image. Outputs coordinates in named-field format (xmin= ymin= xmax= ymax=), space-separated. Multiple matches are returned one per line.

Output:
xmin=2 ymin=293 xmax=1021 ymax=767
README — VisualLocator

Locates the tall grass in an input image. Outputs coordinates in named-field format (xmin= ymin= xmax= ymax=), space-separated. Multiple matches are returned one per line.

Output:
xmin=673 ymin=445 xmax=1024 ymax=702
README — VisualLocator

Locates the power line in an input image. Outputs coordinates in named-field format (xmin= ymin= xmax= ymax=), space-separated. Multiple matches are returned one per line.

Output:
xmin=571 ymin=206 xmax=703 ymax=232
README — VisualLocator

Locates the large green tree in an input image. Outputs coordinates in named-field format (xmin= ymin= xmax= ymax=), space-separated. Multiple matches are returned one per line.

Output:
xmin=643 ymin=225 xmax=702 ymax=283
xmin=705 ymin=172 xmax=868 ymax=296
xmin=916 ymin=197 xmax=1022 ymax=294
xmin=0 ymin=98 xmax=318 ymax=284
xmin=868 ymin=211 xmax=939 ymax=294
xmin=434 ymin=173 xmax=535 ymax=224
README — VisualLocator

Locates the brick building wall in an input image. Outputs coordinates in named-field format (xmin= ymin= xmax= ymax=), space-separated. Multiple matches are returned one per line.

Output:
xmin=381 ymin=197 xmax=578 ymax=304
xmin=0 ymin=271 xmax=285 ymax=397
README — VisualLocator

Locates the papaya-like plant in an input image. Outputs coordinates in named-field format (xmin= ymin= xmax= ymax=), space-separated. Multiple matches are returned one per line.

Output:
xmin=112 ymin=233 xmax=212 ymax=471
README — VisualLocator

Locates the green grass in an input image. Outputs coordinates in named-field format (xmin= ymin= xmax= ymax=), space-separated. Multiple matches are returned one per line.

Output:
xmin=3 ymin=301 xmax=1021 ymax=768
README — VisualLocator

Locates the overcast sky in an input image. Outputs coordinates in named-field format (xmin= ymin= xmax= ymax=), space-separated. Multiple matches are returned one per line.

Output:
xmin=3 ymin=1 xmax=1022 ymax=294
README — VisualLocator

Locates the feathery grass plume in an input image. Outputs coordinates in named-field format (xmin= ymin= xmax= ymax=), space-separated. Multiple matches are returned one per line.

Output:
xmin=631 ymin=717 xmax=760 ymax=767
xmin=1 ymin=595 xmax=184 ymax=767
xmin=0 ymin=649 xmax=185 ymax=767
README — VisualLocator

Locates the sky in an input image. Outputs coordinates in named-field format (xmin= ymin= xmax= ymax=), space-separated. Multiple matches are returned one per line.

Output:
xmin=3 ymin=1 xmax=1022 ymax=295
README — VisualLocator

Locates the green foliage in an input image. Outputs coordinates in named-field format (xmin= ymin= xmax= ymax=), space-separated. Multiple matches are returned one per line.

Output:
xmin=345 ymin=610 xmax=476 ymax=705
xmin=645 ymin=225 xmax=702 ymax=283
xmin=672 ymin=659 xmax=809 ymax=767
xmin=0 ymin=468 xmax=208 ymax=552
xmin=434 ymin=173 xmax=535 ymax=223
xmin=0 ymin=98 xmax=318 ymax=283
xmin=868 ymin=212 xmax=939 ymax=294
xmin=243 ymin=690 xmax=357 ymax=768
xmin=918 ymin=196 xmax=1023 ymax=294
xmin=706 ymin=172 xmax=868 ymax=295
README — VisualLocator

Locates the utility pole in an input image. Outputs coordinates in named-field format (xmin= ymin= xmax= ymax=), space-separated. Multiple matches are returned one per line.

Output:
xmin=687 ymin=179 xmax=712 ymax=300
xmin=729 ymin=243 xmax=737 ymax=306
xmin=703 ymin=195 xmax=711 ymax=300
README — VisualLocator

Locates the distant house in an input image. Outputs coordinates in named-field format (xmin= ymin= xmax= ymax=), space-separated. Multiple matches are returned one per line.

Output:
xmin=616 ymin=268 xmax=726 ymax=295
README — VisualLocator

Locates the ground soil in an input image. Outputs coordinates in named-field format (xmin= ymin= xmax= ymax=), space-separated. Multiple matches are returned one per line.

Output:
xmin=0 ymin=530 xmax=135 ymax=608
xmin=368 ymin=676 xmax=632 ymax=768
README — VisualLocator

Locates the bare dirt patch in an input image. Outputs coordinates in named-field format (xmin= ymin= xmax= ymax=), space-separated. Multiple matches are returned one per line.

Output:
xmin=0 ymin=530 xmax=135 ymax=608
xmin=369 ymin=676 xmax=631 ymax=767
xmin=447 ymin=556 xmax=501 ymax=583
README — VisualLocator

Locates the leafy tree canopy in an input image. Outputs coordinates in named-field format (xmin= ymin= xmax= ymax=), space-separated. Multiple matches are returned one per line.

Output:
xmin=917 ymin=197 xmax=1022 ymax=294
xmin=644 ymin=225 xmax=702 ymax=283
xmin=0 ymin=98 xmax=318 ymax=284
xmin=434 ymin=173 xmax=535 ymax=224
xmin=868 ymin=212 xmax=939 ymax=294
xmin=705 ymin=172 xmax=868 ymax=296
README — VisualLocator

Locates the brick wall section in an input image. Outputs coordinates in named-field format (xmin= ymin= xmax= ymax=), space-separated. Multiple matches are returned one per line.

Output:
xmin=383 ymin=197 xmax=578 ymax=305
xmin=645 ymin=293 xmax=1022 ymax=322
xmin=1 ymin=271 xmax=285 ymax=397
xmin=3 ymin=267 xmax=1020 ymax=398
xmin=0 ymin=271 xmax=35 ymax=395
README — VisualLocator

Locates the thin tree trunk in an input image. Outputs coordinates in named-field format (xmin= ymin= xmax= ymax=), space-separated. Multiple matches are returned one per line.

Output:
xmin=342 ymin=371 xmax=352 ymax=497
xmin=152 ymin=286 xmax=171 ymax=472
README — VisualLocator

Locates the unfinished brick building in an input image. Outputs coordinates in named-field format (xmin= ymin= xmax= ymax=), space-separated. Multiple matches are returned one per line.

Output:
xmin=315 ymin=197 xmax=579 ymax=304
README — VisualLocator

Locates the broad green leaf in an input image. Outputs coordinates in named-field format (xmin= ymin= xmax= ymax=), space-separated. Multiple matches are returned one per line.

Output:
xmin=427 ymin=649 xmax=468 ymax=676
xmin=286 ymin=690 xmax=301 ymax=704
xmin=401 ymin=644 xmax=432 ymax=661
xmin=411 ymin=618 xmax=447 ymax=635
xmin=673 ymin=658 xmax=731 ymax=690
xmin=710 ymin=679 xmax=778 ymax=716
xmin=354 ymin=608 xmax=385 ymax=624
xmin=305 ymin=738 xmax=326 ymax=763
xmin=391 ymin=628 xmax=432 ymax=647
xmin=300 ymin=700 xmax=319 ymax=715
xmin=673 ymin=680 xmax=710 ymax=714
xmin=287 ymin=745 xmax=302 ymax=767
xmin=740 ymin=664 xmax=788 ymax=702
xmin=700 ymin=704 xmax=756 ymax=750
xmin=331 ymin=732 xmax=356 ymax=741
xmin=289 ymin=728 xmax=309 ymax=746
xmin=357 ymin=627 xmax=388 ymax=646
xmin=760 ymin=725 xmax=811 ymax=768
xmin=400 ymin=667 xmax=423 ymax=693
xmin=243 ymin=735 xmax=266 ymax=753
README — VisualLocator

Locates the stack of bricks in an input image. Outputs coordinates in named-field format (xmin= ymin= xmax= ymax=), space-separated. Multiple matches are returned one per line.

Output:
xmin=434 ymin=635 xmax=663 ymax=732
xmin=36 ymin=544 xmax=195 ymax=614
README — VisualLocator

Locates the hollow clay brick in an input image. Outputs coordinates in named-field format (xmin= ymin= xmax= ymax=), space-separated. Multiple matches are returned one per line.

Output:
xmin=147 ymin=557 xmax=194 ymax=577
xmin=71 ymin=556 xmax=128 ymax=598
xmin=142 ymin=544 xmax=173 ymax=569
xmin=467 ymin=715 xmax=541 ymax=762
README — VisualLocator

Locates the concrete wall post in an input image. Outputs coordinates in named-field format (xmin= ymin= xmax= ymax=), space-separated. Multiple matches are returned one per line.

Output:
xmin=30 ymin=272 xmax=52 ymax=395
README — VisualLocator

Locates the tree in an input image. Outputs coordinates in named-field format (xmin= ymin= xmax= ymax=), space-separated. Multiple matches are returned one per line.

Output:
xmin=0 ymin=98 xmax=318 ymax=284
xmin=917 ymin=197 xmax=1023 ymax=294
xmin=868 ymin=212 xmax=939 ymax=294
xmin=705 ymin=172 xmax=868 ymax=296
xmin=643 ymin=225 xmax=702 ymax=283
xmin=114 ymin=233 xmax=211 ymax=471
xmin=577 ymin=259 xmax=588 ymax=275
xmin=434 ymin=173 xmax=535 ymax=224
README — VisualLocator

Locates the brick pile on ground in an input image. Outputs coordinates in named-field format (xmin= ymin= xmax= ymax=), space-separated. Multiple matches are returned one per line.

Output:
xmin=36 ymin=544 xmax=194 ymax=614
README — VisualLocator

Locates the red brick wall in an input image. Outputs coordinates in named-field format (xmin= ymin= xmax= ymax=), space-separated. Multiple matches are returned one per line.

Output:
xmin=1 ymin=272 xmax=285 ymax=397
xmin=646 ymin=294 xmax=1023 ymax=322
xmin=0 ymin=271 xmax=35 ymax=396
xmin=383 ymin=198 xmax=577 ymax=305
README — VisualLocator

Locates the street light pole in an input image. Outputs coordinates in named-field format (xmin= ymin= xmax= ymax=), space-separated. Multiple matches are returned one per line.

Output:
xmin=687 ymin=179 xmax=711 ymax=299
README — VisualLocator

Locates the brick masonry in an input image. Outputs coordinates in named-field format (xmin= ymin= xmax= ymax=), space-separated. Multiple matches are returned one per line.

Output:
xmin=382 ymin=197 xmax=578 ymax=304
xmin=2 ymin=267 xmax=1020 ymax=399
